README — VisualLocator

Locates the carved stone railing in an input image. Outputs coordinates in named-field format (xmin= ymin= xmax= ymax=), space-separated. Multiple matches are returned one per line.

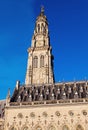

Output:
xmin=9 ymin=98 xmax=88 ymax=107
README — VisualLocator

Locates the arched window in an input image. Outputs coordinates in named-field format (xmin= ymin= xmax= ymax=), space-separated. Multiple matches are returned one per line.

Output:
xmin=33 ymin=56 xmax=38 ymax=68
xmin=62 ymin=125 xmax=69 ymax=130
xmin=23 ymin=127 xmax=28 ymax=130
xmin=76 ymin=125 xmax=84 ymax=130
xmin=41 ymin=23 xmax=44 ymax=33
xmin=36 ymin=126 xmax=42 ymax=130
xmin=38 ymin=24 xmax=40 ymax=32
xmin=49 ymin=125 xmax=56 ymax=130
xmin=40 ymin=55 xmax=44 ymax=67
xmin=11 ymin=127 xmax=17 ymax=130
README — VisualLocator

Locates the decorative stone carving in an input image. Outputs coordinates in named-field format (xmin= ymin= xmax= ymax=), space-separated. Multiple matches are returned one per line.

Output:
xmin=17 ymin=113 xmax=23 ymax=119
xmin=76 ymin=125 xmax=84 ymax=130
xmin=55 ymin=111 xmax=60 ymax=117
xmin=42 ymin=112 xmax=48 ymax=117
xmin=30 ymin=112 xmax=35 ymax=118
xmin=68 ymin=111 xmax=74 ymax=116
xmin=36 ymin=126 xmax=42 ymax=130
xmin=10 ymin=126 xmax=17 ymax=130
xmin=23 ymin=126 xmax=28 ymax=130
xmin=82 ymin=110 xmax=87 ymax=116
xmin=48 ymin=125 xmax=56 ymax=130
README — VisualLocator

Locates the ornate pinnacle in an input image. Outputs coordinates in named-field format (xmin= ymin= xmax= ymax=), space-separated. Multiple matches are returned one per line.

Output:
xmin=7 ymin=88 xmax=10 ymax=98
xmin=6 ymin=88 xmax=10 ymax=106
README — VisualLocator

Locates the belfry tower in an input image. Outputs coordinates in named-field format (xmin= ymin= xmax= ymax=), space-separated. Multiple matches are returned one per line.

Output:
xmin=4 ymin=7 xmax=88 ymax=130
xmin=25 ymin=7 xmax=54 ymax=85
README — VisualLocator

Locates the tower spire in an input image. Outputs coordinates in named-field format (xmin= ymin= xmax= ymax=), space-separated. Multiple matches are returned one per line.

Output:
xmin=25 ymin=8 xmax=54 ymax=86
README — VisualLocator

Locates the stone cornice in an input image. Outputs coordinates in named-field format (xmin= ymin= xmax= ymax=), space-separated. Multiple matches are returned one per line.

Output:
xmin=8 ymin=98 xmax=88 ymax=108
xmin=28 ymin=46 xmax=51 ymax=52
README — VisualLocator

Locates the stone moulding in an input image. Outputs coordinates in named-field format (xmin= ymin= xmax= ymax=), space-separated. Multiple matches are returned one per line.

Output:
xmin=9 ymin=98 xmax=88 ymax=107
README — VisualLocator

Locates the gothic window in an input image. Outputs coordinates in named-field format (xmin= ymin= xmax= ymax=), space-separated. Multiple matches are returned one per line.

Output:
xmin=23 ymin=127 xmax=28 ymax=130
xmin=40 ymin=55 xmax=44 ymax=67
xmin=38 ymin=24 xmax=40 ymax=32
xmin=49 ymin=125 xmax=56 ymax=130
xmin=41 ymin=23 xmax=44 ymax=33
xmin=33 ymin=56 xmax=38 ymax=68
xmin=62 ymin=125 xmax=69 ymax=130
xmin=76 ymin=125 xmax=84 ymax=130
xmin=36 ymin=126 xmax=42 ymax=130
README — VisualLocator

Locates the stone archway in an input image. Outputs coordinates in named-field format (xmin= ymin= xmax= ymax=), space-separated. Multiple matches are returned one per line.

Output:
xmin=76 ymin=125 xmax=84 ymax=130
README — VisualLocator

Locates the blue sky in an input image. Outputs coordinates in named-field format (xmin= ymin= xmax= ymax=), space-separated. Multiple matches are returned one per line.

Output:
xmin=0 ymin=0 xmax=88 ymax=99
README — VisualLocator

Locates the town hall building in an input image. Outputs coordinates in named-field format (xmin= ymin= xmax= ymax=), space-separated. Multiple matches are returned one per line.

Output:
xmin=0 ymin=7 xmax=88 ymax=130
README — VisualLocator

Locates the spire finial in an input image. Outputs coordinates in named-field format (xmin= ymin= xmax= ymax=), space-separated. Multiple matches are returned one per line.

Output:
xmin=6 ymin=88 xmax=10 ymax=106
xmin=41 ymin=5 xmax=44 ymax=14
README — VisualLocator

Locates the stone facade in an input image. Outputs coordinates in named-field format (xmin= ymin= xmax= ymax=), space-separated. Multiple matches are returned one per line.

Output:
xmin=0 ymin=100 xmax=6 ymax=118
xmin=0 ymin=100 xmax=6 ymax=130
xmin=2 ymin=7 xmax=88 ymax=130
xmin=5 ymin=101 xmax=88 ymax=130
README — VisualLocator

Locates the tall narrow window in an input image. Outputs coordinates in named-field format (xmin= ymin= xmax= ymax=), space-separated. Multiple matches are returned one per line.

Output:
xmin=33 ymin=56 xmax=38 ymax=68
xmin=40 ymin=55 xmax=44 ymax=67
xmin=41 ymin=23 xmax=44 ymax=33
xmin=38 ymin=24 xmax=40 ymax=33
